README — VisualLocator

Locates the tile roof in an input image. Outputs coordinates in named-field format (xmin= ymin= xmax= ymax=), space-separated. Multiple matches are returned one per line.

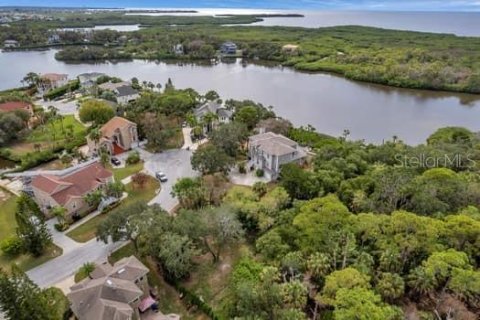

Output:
xmin=0 ymin=101 xmax=32 ymax=113
xmin=31 ymin=162 xmax=112 ymax=206
xmin=68 ymin=256 xmax=149 ymax=320
xmin=100 ymin=117 xmax=136 ymax=138
xmin=249 ymin=132 xmax=303 ymax=156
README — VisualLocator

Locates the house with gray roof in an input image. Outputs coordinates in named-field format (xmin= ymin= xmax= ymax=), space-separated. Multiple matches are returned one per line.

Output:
xmin=68 ymin=256 xmax=179 ymax=320
xmin=248 ymin=132 xmax=307 ymax=180
xmin=194 ymin=100 xmax=233 ymax=133
xmin=114 ymin=85 xmax=140 ymax=105
xmin=78 ymin=72 xmax=106 ymax=88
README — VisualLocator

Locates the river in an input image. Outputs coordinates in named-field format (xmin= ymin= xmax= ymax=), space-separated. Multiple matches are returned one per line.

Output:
xmin=1 ymin=49 xmax=479 ymax=144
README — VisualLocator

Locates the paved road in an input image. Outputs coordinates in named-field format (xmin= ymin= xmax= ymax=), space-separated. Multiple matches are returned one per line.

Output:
xmin=143 ymin=149 xmax=198 ymax=212
xmin=36 ymin=98 xmax=78 ymax=115
xmin=26 ymin=219 xmax=124 ymax=288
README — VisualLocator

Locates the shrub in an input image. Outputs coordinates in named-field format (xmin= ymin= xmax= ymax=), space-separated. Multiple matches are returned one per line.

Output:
xmin=256 ymin=169 xmax=265 ymax=177
xmin=126 ymin=151 xmax=141 ymax=165
xmin=43 ymin=80 xmax=80 ymax=100
xmin=238 ymin=163 xmax=246 ymax=174
xmin=54 ymin=223 xmax=69 ymax=232
xmin=252 ymin=181 xmax=268 ymax=197
xmin=0 ymin=236 xmax=24 ymax=257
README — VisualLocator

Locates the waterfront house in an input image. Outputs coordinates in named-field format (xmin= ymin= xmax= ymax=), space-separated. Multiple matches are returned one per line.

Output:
xmin=220 ymin=41 xmax=237 ymax=54
xmin=114 ymin=85 xmax=140 ymax=105
xmin=194 ymin=100 xmax=233 ymax=133
xmin=87 ymin=116 xmax=139 ymax=156
xmin=78 ymin=72 xmax=106 ymax=89
xmin=173 ymin=43 xmax=184 ymax=55
xmin=68 ymin=256 xmax=159 ymax=320
xmin=3 ymin=39 xmax=19 ymax=48
xmin=248 ymin=132 xmax=307 ymax=180
xmin=282 ymin=44 xmax=299 ymax=55
xmin=99 ymin=81 xmax=131 ymax=91
xmin=30 ymin=161 xmax=113 ymax=218
xmin=38 ymin=73 xmax=68 ymax=93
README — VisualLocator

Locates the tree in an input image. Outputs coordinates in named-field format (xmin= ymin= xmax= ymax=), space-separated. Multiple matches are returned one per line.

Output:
xmin=306 ymin=252 xmax=332 ymax=283
xmin=88 ymin=127 xmax=101 ymax=148
xmin=171 ymin=177 xmax=208 ymax=209
xmin=15 ymin=194 xmax=51 ymax=256
xmin=84 ymin=189 xmax=103 ymax=209
xmin=78 ymin=262 xmax=96 ymax=279
xmin=51 ymin=206 xmax=67 ymax=226
xmin=178 ymin=206 xmax=244 ymax=262
xmin=252 ymin=181 xmax=268 ymax=197
xmin=235 ymin=105 xmax=260 ymax=129
xmin=154 ymin=233 xmax=197 ymax=280
xmin=0 ymin=266 xmax=59 ymax=320
xmin=191 ymin=144 xmax=234 ymax=175
xmin=79 ymin=99 xmax=114 ymax=126
xmin=204 ymin=90 xmax=220 ymax=101
xmin=257 ymin=118 xmax=293 ymax=136
xmin=280 ymin=280 xmax=308 ymax=310
xmin=131 ymin=172 xmax=149 ymax=189
xmin=376 ymin=272 xmax=405 ymax=302
xmin=280 ymin=163 xmax=320 ymax=200
xmin=106 ymin=181 xmax=125 ymax=198
xmin=256 ymin=230 xmax=290 ymax=261
xmin=210 ymin=122 xmax=248 ymax=157
xmin=96 ymin=201 xmax=149 ymax=252
xmin=22 ymin=72 xmax=39 ymax=87
xmin=333 ymin=288 xmax=400 ymax=320
xmin=320 ymin=267 xmax=370 ymax=305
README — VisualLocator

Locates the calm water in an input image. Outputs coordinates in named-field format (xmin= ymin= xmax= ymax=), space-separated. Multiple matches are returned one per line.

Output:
xmin=1 ymin=49 xmax=480 ymax=144
xmin=60 ymin=25 xmax=141 ymax=32
xmin=126 ymin=9 xmax=480 ymax=36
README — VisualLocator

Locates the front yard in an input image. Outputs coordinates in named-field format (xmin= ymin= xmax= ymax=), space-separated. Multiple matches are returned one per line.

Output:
xmin=0 ymin=187 xmax=63 ymax=270
xmin=110 ymin=161 xmax=144 ymax=181
xmin=66 ymin=176 xmax=160 ymax=243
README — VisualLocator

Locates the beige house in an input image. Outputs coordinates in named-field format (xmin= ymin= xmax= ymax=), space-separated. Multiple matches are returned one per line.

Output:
xmin=248 ymin=132 xmax=307 ymax=180
xmin=88 ymin=117 xmax=139 ymax=156
xmin=38 ymin=73 xmax=68 ymax=94
xmin=68 ymin=256 xmax=150 ymax=320
xmin=30 ymin=161 xmax=113 ymax=218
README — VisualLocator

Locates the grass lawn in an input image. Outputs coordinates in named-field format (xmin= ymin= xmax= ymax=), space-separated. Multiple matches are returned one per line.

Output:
xmin=66 ymin=177 xmax=160 ymax=243
xmin=0 ymin=188 xmax=63 ymax=271
xmin=109 ymin=243 xmax=198 ymax=320
xmin=4 ymin=115 xmax=86 ymax=157
xmin=110 ymin=162 xmax=144 ymax=181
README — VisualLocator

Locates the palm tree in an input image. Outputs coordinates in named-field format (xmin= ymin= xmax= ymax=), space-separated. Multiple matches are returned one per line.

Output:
xmin=51 ymin=206 xmax=68 ymax=226
xmin=202 ymin=111 xmax=218 ymax=133
xmin=89 ymin=128 xmax=101 ymax=149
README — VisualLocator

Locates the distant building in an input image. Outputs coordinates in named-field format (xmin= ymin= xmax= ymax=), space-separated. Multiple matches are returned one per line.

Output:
xmin=282 ymin=44 xmax=299 ymax=55
xmin=87 ymin=116 xmax=139 ymax=156
xmin=78 ymin=72 xmax=106 ymax=88
xmin=114 ymin=85 xmax=140 ymax=105
xmin=67 ymin=256 xmax=180 ymax=320
xmin=30 ymin=161 xmax=113 ymax=218
xmin=194 ymin=100 xmax=233 ymax=133
xmin=220 ymin=41 xmax=237 ymax=55
xmin=38 ymin=73 xmax=68 ymax=93
xmin=98 ymin=81 xmax=130 ymax=92
xmin=3 ymin=39 xmax=19 ymax=48
xmin=47 ymin=34 xmax=60 ymax=44
xmin=248 ymin=132 xmax=307 ymax=180
xmin=173 ymin=43 xmax=184 ymax=55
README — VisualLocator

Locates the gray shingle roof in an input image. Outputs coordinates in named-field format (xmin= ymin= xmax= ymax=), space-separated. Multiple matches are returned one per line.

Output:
xmin=115 ymin=85 xmax=138 ymax=97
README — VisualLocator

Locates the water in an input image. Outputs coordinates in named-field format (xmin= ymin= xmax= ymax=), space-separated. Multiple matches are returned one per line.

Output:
xmin=1 ymin=49 xmax=479 ymax=144
xmin=125 ymin=9 xmax=480 ymax=36
xmin=59 ymin=25 xmax=141 ymax=32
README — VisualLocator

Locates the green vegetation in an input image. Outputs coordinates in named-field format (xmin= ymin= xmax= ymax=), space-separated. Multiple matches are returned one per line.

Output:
xmin=110 ymin=161 xmax=144 ymax=181
xmin=78 ymin=99 xmax=115 ymax=126
xmin=43 ymin=79 xmax=79 ymax=100
xmin=66 ymin=176 xmax=159 ymax=242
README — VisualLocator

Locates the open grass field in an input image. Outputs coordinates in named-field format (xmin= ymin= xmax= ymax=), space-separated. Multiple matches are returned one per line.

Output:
xmin=66 ymin=176 xmax=160 ymax=243
xmin=4 ymin=115 xmax=86 ymax=157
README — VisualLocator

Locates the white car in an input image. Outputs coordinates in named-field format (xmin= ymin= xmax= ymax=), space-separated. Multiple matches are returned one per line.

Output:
xmin=155 ymin=171 xmax=168 ymax=182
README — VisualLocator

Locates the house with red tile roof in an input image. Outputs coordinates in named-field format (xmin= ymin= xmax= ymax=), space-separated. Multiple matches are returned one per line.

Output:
xmin=0 ymin=101 xmax=34 ymax=117
xmin=30 ymin=161 xmax=113 ymax=218
xmin=87 ymin=116 xmax=139 ymax=156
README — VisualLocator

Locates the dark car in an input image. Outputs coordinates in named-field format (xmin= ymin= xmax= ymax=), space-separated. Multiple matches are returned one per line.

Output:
xmin=111 ymin=157 xmax=121 ymax=166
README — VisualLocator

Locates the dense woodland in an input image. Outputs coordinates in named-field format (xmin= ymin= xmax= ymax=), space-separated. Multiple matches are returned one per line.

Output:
xmin=2 ymin=10 xmax=480 ymax=93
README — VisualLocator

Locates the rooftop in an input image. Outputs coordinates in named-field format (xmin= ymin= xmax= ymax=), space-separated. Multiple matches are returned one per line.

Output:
xmin=0 ymin=101 xmax=31 ymax=113
xmin=115 ymin=85 xmax=139 ymax=97
xmin=100 ymin=116 xmax=137 ymax=138
xmin=249 ymin=132 xmax=305 ymax=156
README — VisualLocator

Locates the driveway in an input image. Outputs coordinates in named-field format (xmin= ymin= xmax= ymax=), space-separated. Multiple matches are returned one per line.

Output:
xmin=36 ymin=98 xmax=78 ymax=115
xmin=143 ymin=149 xmax=198 ymax=212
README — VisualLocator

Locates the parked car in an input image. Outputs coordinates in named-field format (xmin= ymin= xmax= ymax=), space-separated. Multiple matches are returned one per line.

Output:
xmin=111 ymin=157 xmax=121 ymax=166
xmin=155 ymin=171 xmax=168 ymax=182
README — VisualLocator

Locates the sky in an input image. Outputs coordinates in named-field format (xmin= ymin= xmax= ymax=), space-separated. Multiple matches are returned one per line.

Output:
xmin=1 ymin=0 xmax=480 ymax=11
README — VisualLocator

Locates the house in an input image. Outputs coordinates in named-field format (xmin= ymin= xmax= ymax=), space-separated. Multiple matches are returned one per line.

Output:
xmin=68 ymin=256 xmax=177 ymax=320
xmin=87 ymin=116 xmax=139 ymax=156
xmin=282 ymin=44 xmax=299 ymax=55
xmin=78 ymin=72 xmax=106 ymax=88
xmin=248 ymin=132 xmax=307 ymax=180
xmin=3 ymin=39 xmax=19 ymax=48
xmin=220 ymin=41 xmax=237 ymax=54
xmin=114 ymin=85 xmax=140 ymax=105
xmin=173 ymin=43 xmax=184 ymax=55
xmin=38 ymin=73 xmax=68 ymax=93
xmin=47 ymin=33 xmax=61 ymax=44
xmin=99 ymin=81 xmax=131 ymax=92
xmin=193 ymin=100 xmax=233 ymax=133
xmin=0 ymin=101 xmax=34 ymax=117
xmin=30 ymin=161 xmax=113 ymax=218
